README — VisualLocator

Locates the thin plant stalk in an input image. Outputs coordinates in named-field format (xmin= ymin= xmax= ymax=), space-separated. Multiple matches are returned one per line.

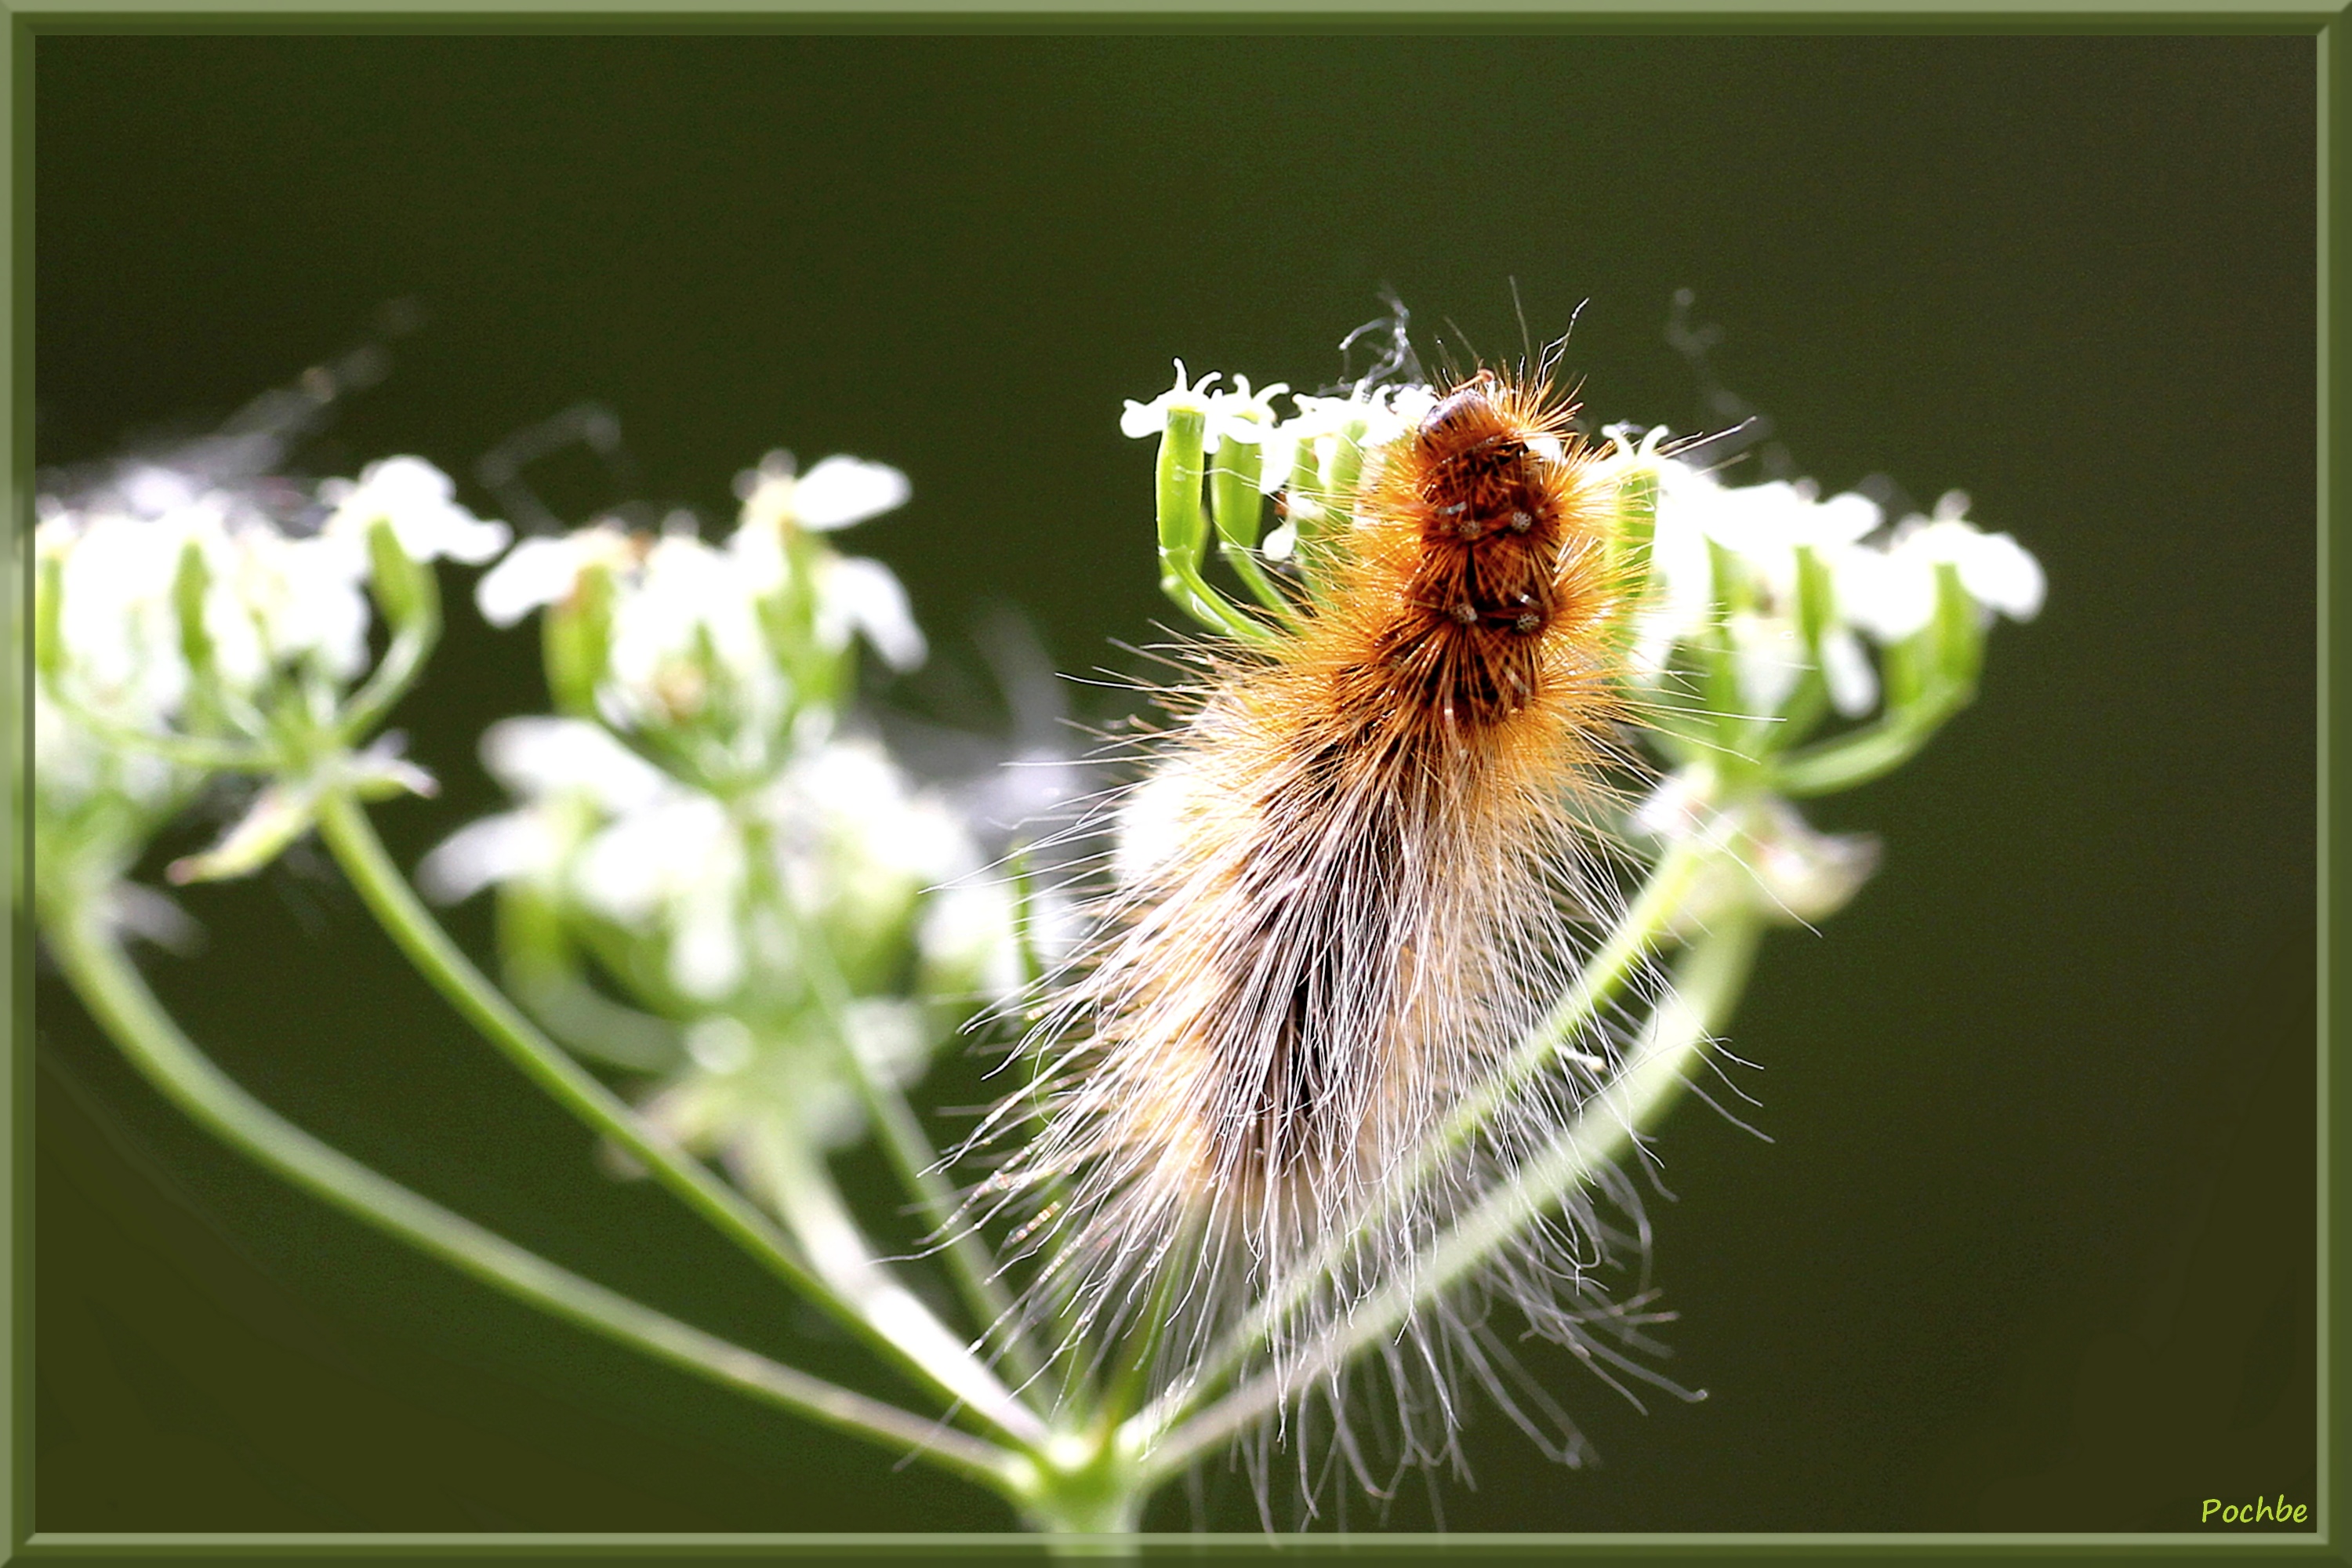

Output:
xmin=748 ymin=827 xmax=1044 ymax=1387
xmin=41 ymin=681 xmax=279 ymax=772
xmin=43 ymin=894 xmax=1022 ymax=1492
xmin=747 ymin=1120 xmax=1045 ymax=1446
xmin=310 ymin=787 xmax=1040 ymax=1445
xmin=1006 ymin=853 xmax=1091 ymax=1387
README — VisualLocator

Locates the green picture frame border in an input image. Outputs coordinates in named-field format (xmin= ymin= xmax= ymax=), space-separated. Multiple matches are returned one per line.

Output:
xmin=4 ymin=8 xmax=2337 ymax=1562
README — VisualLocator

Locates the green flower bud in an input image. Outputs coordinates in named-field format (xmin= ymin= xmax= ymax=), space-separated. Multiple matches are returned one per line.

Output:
xmin=1606 ymin=465 xmax=1661 ymax=652
xmin=365 ymin=514 xmax=440 ymax=637
xmin=172 ymin=537 xmax=216 ymax=681
xmin=1929 ymin=559 xmax=1984 ymax=695
xmin=1155 ymin=404 xmax=1210 ymax=582
xmin=1209 ymin=432 xmax=1265 ymax=555
xmin=543 ymin=557 xmax=617 ymax=720
xmin=1793 ymin=542 xmax=1834 ymax=656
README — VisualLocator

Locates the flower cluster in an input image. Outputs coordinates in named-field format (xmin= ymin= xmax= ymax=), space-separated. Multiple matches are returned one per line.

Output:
xmin=1119 ymin=363 xmax=2047 ymax=928
xmin=1627 ymin=439 xmax=2045 ymax=714
xmin=472 ymin=453 xmax=923 ymax=791
xmin=431 ymin=452 xmax=1023 ymax=1171
xmin=33 ymin=453 xmax=507 ymax=893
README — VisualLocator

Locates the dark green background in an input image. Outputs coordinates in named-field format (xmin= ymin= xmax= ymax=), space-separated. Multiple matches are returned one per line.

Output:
xmin=32 ymin=33 xmax=2317 ymax=1536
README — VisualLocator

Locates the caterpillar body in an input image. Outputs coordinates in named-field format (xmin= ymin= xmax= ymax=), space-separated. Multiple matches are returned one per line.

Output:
xmin=996 ymin=366 xmax=1668 ymax=1490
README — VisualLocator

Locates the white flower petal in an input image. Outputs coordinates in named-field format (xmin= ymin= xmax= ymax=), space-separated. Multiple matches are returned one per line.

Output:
xmin=821 ymin=556 xmax=927 ymax=671
xmin=477 ymin=535 xmax=586 ymax=627
xmin=670 ymin=880 xmax=746 ymax=1000
xmin=1839 ymin=541 xmax=1938 ymax=644
xmin=1953 ymin=529 xmax=2047 ymax=621
xmin=480 ymin=716 xmax=670 ymax=813
xmin=790 ymin=456 xmax=911 ymax=532
xmin=1120 ymin=361 xmax=1221 ymax=438
xmin=1820 ymin=627 xmax=1879 ymax=718
xmin=417 ymin=811 xmax=545 ymax=902
xmin=1728 ymin=612 xmax=1804 ymax=716
xmin=324 ymin=456 xmax=511 ymax=564
xmin=573 ymin=792 xmax=732 ymax=922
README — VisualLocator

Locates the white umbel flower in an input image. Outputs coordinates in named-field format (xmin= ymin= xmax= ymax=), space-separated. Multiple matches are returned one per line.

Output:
xmin=321 ymin=456 xmax=511 ymax=566
xmin=475 ymin=524 xmax=639 ymax=629
xmin=1845 ymin=492 xmax=2047 ymax=644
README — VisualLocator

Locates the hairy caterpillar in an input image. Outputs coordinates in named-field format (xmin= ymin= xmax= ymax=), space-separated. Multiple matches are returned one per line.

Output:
xmin=985 ymin=362 xmax=1678 ymax=1502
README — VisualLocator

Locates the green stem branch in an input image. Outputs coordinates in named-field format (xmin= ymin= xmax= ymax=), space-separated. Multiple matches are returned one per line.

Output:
xmin=750 ymin=1126 xmax=1045 ymax=1445
xmin=336 ymin=620 xmax=436 ymax=746
xmin=769 ymin=887 xmax=1045 ymax=1388
xmin=1770 ymin=683 xmax=1969 ymax=798
xmin=43 ymin=896 xmax=1020 ymax=1492
xmin=310 ymin=789 xmax=1038 ymax=1445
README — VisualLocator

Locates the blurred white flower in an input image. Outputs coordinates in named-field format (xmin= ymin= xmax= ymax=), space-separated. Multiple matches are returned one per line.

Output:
xmin=474 ymin=452 xmax=926 ymax=755
xmin=475 ymin=524 xmax=638 ymax=629
xmin=918 ymin=877 xmax=1027 ymax=1007
xmin=1606 ymin=442 xmax=2040 ymax=718
xmin=321 ymin=455 xmax=511 ymax=565
xmin=230 ymin=521 xmax=376 ymax=681
xmin=34 ymin=449 xmax=499 ymax=891
xmin=416 ymin=717 xmax=670 ymax=904
xmin=815 ymin=555 xmax=927 ymax=672
xmin=1842 ymin=492 xmax=2048 ymax=644
xmin=779 ymin=454 xmax=913 ymax=532
xmin=42 ymin=507 xmax=198 ymax=723
xmin=485 ymin=714 xmax=670 ymax=811
xmin=43 ymin=453 xmax=499 ymax=718
xmin=601 ymin=531 xmax=782 ymax=736
xmin=427 ymin=714 xmax=1015 ymax=1015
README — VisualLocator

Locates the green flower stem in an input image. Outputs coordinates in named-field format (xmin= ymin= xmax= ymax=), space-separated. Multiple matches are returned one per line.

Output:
xmin=1161 ymin=555 xmax=1283 ymax=650
xmin=853 ymin=1047 xmax=1047 ymax=1388
xmin=1779 ymin=567 xmax=1983 ymax=797
xmin=1603 ymin=467 xmax=1661 ymax=662
xmin=310 ymin=789 xmax=1038 ymax=1446
xmin=1137 ymin=824 xmax=1717 ymax=1439
xmin=42 ymin=895 xmax=1020 ymax=1493
xmin=1769 ymin=681 xmax=1967 ymax=797
xmin=1014 ymin=1435 xmax=1148 ymax=1537
xmin=750 ymin=1121 xmax=1047 ymax=1446
xmin=1208 ymin=435 xmax=1301 ymax=626
xmin=1098 ymin=1227 xmax=1189 ymax=1429
xmin=335 ymin=615 xmax=437 ymax=746
xmin=766 ymin=884 xmax=1044 ymax=1390
xmin=1155 ymin=408 xmax=1283 ymax=651
xmin=40 ymin=684 xmax=279 ymax=773
xmin=1143 ymin=908 xmax=1766 ymax=1482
